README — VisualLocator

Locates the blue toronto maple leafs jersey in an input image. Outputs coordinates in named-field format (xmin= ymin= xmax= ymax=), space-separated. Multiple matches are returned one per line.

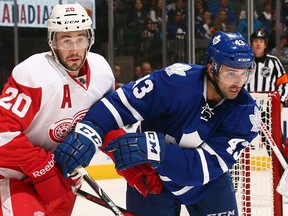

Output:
xmin=84 ymin=63 xmax=260 ymax=204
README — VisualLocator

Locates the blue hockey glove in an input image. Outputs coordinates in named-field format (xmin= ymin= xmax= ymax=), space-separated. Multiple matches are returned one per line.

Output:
xmin=54 ymin=121 xmax=104 ymax=178
xmin=105 ymin=132 xmax=166 ymax=170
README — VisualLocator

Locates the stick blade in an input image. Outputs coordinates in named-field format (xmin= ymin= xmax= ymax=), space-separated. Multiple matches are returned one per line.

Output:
xmin=277 ymin=168 xmax=288 ymax=197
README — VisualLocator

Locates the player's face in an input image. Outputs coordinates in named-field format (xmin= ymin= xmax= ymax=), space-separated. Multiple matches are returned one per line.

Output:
xmin=216 ymin=65 xmax=250 ymax=100
xmin=53 ymin=30 xmax=88 ymax=72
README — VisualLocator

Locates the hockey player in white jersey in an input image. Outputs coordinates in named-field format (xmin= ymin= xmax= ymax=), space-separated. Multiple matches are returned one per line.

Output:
xmin=55 ymin=31 xmax=260 ymax=215
xmin=0 ymin=3 xmax=119 ymax=215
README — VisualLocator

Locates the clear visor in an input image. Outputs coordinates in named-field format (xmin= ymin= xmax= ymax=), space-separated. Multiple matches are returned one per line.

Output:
xmin=52 ymin=35 xmax=89 ymax=50
xmin=216 ymin=62 xmax=256 ymax=85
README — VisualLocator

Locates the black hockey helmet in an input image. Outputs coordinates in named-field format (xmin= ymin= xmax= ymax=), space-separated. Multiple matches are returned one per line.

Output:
xmin=250 ymin=29 xmax=268 ymax=43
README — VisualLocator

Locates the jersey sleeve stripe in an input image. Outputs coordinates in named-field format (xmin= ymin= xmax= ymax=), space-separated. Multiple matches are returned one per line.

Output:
xmin=179 ymin=132 xmax=203 ymax=148
xmin=159 ymin=175 xmax=172 ymax=181
xmin=0 ymin=168 xmax=24 ymax=180
xmin=116 ymin=88 xmax=144 ymax=121
xmin=171 ymin=185 xmax=194 ymax=196
xmin=201 ymin=142 xmax=229 ymax=173
xmin=102 ymin=98 xmax=124 ymax=128
xmin=0 ymin=179 xmax=13 ymax=214
xmin=196 ymin=147 xmax=210 ymax=184
xmin=0 ymin=132 xmax=21 ymax=146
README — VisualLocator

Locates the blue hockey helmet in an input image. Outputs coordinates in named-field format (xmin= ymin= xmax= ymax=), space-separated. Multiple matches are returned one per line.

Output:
xmin=206 ymin=31 xmax=255 ymax=75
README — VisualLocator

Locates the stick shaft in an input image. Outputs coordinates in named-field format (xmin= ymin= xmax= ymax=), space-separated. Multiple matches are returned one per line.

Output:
xmin=260 ymin=121 xmax=288 ymax=197
xmin=76 ymin=167 xmax=124 ymax=216
xmin=260 ymin=121 xmax=288 ymax=169
xmin=74 ymin=187 xmax=136 ymax=216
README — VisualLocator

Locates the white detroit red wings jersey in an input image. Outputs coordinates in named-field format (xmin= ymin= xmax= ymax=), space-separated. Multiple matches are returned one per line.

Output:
xmin=0 ymin=51 xmax=114 ymax=179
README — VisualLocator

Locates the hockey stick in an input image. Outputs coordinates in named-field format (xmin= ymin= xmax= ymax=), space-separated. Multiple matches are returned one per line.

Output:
xmin=260 ymin=121 xmax=288 ymax=169
xmin=73 ymin=187 xmax=136 ymax=216
xmin=76 ymin=167 xmax=125 ymax=216
xmin=260 ymin=121 xmax=288 ymax=197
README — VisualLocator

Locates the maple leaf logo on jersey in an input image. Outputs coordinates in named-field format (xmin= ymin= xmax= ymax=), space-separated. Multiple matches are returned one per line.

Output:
xmin=249 ymin=106 xmax=261 ymax=132
xmin=212 ymin=35 xmax=221 ymax=45
xmin=165 ymin=63 xmax=191 ymax=77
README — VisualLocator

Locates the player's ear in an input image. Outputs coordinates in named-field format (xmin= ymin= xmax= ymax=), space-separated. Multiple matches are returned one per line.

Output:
xmin=206 ymin=63 xmax=214 ymax=78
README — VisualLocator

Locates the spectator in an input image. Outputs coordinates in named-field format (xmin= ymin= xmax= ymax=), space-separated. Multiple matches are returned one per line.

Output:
xmin=141 ymin=19 xmax=162 ymax=67
xmin=267 ymin=20 xmax=285 ymax=53
xmin=113 ymin=63 xmax=124 ymax=88
xmin=281 ymin=0 xmax=288 ymax=34
xmin=133 ymin=64 xmax=142 ymax=80
xmin=211 ymin=0 xmax=237 ymax=25
xmin=147 ymin=0 xmax=164 ymax=31
xmin=144 ymin=0 xmax=157 ymax=12
xmin=195 ymin=10 xmax=213 ymax=39
xmin=167 ymin=0 xmax=187 ymax=22
xmin=236 ymin=10 xmax=263 ymax=40
xmin=211 ymin=8 xmax=236 ymax=33
xmin=258 ymin=0 xmax=273 ymax=35
xmin=270 ymin=35 xmax=288 ymax=68
xmin=141 ymin=61 xmax=153 ymax=76
xmin=113 ymin=0 xmax=126 ymax=48
xmin=126 ymin=0 xmax=147 ymax=30
xmin=246 ymin=30 xmax=288 ymax=108
xmin=125 ymin=0 xmax=147 ymax=44
xmin=195 ymin=0 xmax=205 ymax=22
xmin=166 ymin=9 xmax=187 ymax=39
xmin=203 ymin=0 xmax=221 ymax=12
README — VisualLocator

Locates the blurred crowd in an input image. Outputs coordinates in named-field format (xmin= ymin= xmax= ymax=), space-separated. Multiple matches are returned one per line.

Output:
xmin=96 ymin=0 xmax=288 ymax=85
xmin=2 ymin=0 xmax=288 ymax=91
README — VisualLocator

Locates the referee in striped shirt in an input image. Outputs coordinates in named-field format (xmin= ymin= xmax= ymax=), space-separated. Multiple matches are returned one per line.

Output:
xmin=246 ymin=30 xmax=288 ymax=107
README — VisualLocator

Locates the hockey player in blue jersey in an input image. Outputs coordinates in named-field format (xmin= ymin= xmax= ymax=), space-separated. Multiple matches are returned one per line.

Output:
xmin=55 ymin=31 xmax=260 ymax=216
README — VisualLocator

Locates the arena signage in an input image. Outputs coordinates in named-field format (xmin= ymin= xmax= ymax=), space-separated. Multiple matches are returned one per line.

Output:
xmin=0 ymin=0 xmax=95 ymax=28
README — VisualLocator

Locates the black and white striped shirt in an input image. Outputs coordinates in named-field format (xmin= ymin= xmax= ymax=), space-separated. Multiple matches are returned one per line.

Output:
xmin=246 ymin=54 xmax=288 ymax=104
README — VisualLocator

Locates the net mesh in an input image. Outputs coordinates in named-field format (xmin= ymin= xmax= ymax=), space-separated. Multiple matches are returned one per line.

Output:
xmin=230 ymin=92 xmax=281 ymax=216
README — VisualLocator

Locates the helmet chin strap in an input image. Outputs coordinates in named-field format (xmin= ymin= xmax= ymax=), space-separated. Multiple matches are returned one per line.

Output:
xmin=206 ymin=70 xmax=226 ymax=100
xmin=206 ymin=62 xmax=226 ymax=100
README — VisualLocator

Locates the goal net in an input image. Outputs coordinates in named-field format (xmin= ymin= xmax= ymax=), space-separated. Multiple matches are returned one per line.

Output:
xmin=230 ymin=92 xmax=283 ymax=216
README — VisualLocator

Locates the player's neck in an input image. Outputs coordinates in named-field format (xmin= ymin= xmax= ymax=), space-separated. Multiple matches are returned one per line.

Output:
xmin=69 ymin=70 xmax=80 ymax=77
xmin=254 ymin=50 xmax=265 ymax=58
xmin=207 ymin=78 xmax=222 ymax=103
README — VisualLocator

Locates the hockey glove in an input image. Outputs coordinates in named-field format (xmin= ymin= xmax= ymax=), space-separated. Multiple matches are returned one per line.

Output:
xmin=117 ymin=164 xmax=163 ymax=197
xmin=102 ymin=130 xmax=163 ymax=197
xmin=105 ymin=132 xmax=166 ymax=170
xmin=22 ymin=149 xmax=76 ymax=203
xmin=54 ymin=120 xmax=104 ymax=178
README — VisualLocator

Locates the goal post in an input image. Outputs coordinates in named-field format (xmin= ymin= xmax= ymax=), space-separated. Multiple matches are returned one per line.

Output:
xmin=230 ymin=91 xmax=283 ymax=216
xmin=270 ymin=91 xmax=283 ymax=216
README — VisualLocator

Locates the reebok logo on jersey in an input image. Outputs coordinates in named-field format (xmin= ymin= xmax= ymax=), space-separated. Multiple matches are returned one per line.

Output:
xmin=145 ymin=131 xmax=161 ymax=161
xmin=32 ymin=158 xmax=55 ymax=178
